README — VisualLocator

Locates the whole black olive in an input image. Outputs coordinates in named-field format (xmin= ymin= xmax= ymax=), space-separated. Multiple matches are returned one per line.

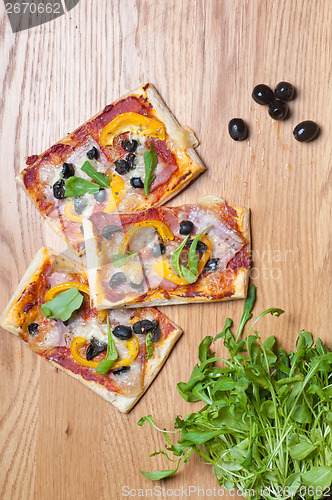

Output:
xmin=87 ymin=146 xmax=99 ymax=160
xmin=228 ymin=118 xmax=248 ymax=141
xmin=102 ymin=224 xmax=122 ymax=240
xmin=151 ymin=242 xmax=166 ymax=257
xmin=94 ymin=188 xmax=106 ymax=203
xmin=274 ymin=81 xmax=295 ymax=101
xmin=53 ymin=179 xmax=66 ymax=199
xmin=112 ymin=366 xmax=131 ymax=375
xmin=130 ymin=177 xmax=144 ymax=189
xmin=113 ymin=325 xmax=132 ymax=340
xmin=74 ymin=196 xmax=88 ymax=214
xmin=109 ymin=272 xmax=127 ymax=288
xmin=268 ymin=100 xmax=288 ymax=120
xmin=126 ymin=153 xmax=136 ymax=169
xmin=121 ymin=139 xmax=138 ymax=152
xmin=61 ymin=163 xmax=75 ymax=179
xmin=204 ymin=258 xmax=219 ymax=272
xmin=86 ymin=339 xmax=107 ymax=361
xmin=293 ymin=120 xmax=319 ymax=142
xmin=28 ymin=323 xmax=38 ymax=335
xmin=132 ymin=319 xmax=154 ymax=334
xmin=252 ymin=84 xmax=274 ymax=105
xmin=179 ymin=220 xmax=193 ymax=235
xmin=185 ymin=239 xmax=208 ymax=253
xmin=114 ymin=159 xmax=130 ymax=175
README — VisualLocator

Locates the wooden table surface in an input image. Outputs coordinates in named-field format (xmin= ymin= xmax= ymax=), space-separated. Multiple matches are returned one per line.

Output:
xmin=0 ymin=1 xmax=331 ymax=499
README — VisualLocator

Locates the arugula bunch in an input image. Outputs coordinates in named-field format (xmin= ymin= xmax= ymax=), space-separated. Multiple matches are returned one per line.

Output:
xmin=138 ymin=286 xmax=332 ymax=499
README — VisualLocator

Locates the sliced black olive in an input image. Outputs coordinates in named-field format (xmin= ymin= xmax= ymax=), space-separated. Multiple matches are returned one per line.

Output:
xmin=151 ymin=242 xmax=166 ymax=257
xmin=179 ymin=220 xmax=193 ymax=235
xmin=112 ymin=366 xmax=131 ymax=375
xmin=150 ymin=320 xmax=161 ymax=342
xmin=113 ymin=325 xmax=132 ymax=340
xmin=102 ymin=224 xmax=122 ymax=240
xmin=293 ymin=121 xmax=319 ymax=142
xmin=94 ymin=188 xmax=106 ymax=203
xmin=114 ymin=159 xmax=130 ymax=175
xmin=130 ymin=177 xmax=144 ymax=189
xmin=252 ymin=84 xmax=274 ymax=105
xmin=79 ymin=225 xmax=84 ymax=234
xmin=121 ymin=139 xmax=138 ymax=152
xmin=74 ymin=196 xmax=88 ymax=214
xmin=204 ymin=258 xmax=219 ymax=272
xmin=61 ymin=163 xmax=75 ymax=179
xmin=129 ymin=279 xmax=145 ymax=291
xmin=53 ymin=179 xmax=66 ymax=199
xmin=228 ymin=118 xmax=248 ymax=141
xmin=274 ymin=81 xmax=295 ymax=101
xmin=132 ymin=319 xmax=154 ymax=335
xmin=109 ymin=272 xmax=127 ymax=288
xmin=87 ymin=146 xmax=99 ymax=160
xmin=126 ymin=153 xmax=136 ymax=169
xmin=86 ymin=338 xmax=107 ymax=361
xmin=28 ymin=323 xmax=38 ymax=335
xmin=185 ymin=239 xmax=208 ymax=253
xmin=268 ymin=100 xmax=288 ymax=120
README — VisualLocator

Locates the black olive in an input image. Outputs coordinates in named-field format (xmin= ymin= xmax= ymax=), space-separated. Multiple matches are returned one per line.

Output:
xmin=129 ymin=279 xmax=145 ymax=291
xmin=112 ymin=366 xmax=131 ymax=375
xmin=204 ymin=258 xmax=219 ymax=272
xmin=28 ymin=323 xmax=38 ymax=335
xmin=293 ymin=120 xmax=319 ymax=142
xmin=113 ymin=325 xmax=132 ymax=340
xmin=252 ymin=84 xmax=274 ymax=105
xmin=151 ymin=243 xmax=166 ymax=257
xmin=179 ymin=220 xmax=193 ymax=235
xmin=130 ymin=177 xmax=144 ymax=189
xmin=228 ymin=118 xmax=248 ymax=141
xmin=73 ymin=196 xmax=88 ymax=214
xmin=126 ymin=153 xmax=136 ymax=169
xmin=94 ymin=188 xmax=106 ymax=203
xmin=87 ymin=146 xmax=99 ymax=160
xmin=53 ymin=179 xmax=66 ymax=199
xmin=109 ymin=272 xmax=127 ymax=288
xmin=61 ymin=163 xmax=75 ymax=179
xmin=86 ymin=339 xmax=107 ymax=361
xmin=102 ymin=224 xmax=122 ymax=240
xmin=132 ymin=319 xmax=160 ymax=342
xmin=274 ymin=81 xmax=295 ymax=101
xmin=80 ymin=225 xmax=84 ymax=234
xmin=185 ymin=239 xmax=208 ymax=253
xmin=268 ymin=100 xmax=288 ymax=120
xmin=121 ymin=139 xmax=138 ymax=152
xmin=150 ymin=320 xmax=161 ymax=342
xmin=114 ymin=159 xmax=130 ymax=175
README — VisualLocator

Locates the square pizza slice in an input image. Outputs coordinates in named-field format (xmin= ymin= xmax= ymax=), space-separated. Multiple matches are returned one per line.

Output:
xmin=83 ymin=196 xmax=251 ymax=309
xmin=17 ymin=84 xmax=205 ymax=255
xmin=0 ymin=248 xmax=182 ymax=413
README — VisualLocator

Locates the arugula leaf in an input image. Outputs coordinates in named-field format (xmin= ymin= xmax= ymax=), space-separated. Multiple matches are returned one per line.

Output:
xmin=235 ymin=284 xmax=256 ymax=341
xmin=143 ymin=142 xmax=158 ymax=195
xmin=81 ymin=161 xmax=110 ymax=187
xmin=41 ymin=286 xmax=83 ymax=322
xmin=65 ymin=176 xmax=100 ymax=197
xmin=187 ymin=225 xmax=213 ymax=275
xmin=111 ymin=251 xmax=138 ymax=268
xmin=145 ymin=331 xmax=154 ymax=359
xmin=141 ymin=460 xmax=181 ymax=480
xmin=96 ymin=315 xmax=118 ymax=374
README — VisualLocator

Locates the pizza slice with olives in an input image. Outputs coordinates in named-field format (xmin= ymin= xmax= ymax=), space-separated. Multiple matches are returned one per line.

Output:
xmin=0 ymin=248 xmax=182 ymax=413
xmin=17 ymin=83 xmax=205 ymax=255
xmin=83 ymin=196 xmax=250 ymax=309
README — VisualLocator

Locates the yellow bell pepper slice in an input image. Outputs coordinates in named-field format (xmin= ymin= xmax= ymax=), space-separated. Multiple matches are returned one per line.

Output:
xmin=104 ymin=174 xmax=125 ymax=213
xmin=70 ymin=336 xmax=139 ymax=371
xmin=152 ymin=235 xmax=212 ymax=285
xmin=99 ymin=112 xmax=166 ymax=146
xmin=118 ymin=221 xmax=174 ymax=254
xmin=44 ymin=282 xmax=107 ymax=323
xmin=63 ymin=200 xmax=85 ymax=223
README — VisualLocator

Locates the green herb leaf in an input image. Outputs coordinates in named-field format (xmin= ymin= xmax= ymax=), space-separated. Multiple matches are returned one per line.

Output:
xmin=141 ymin=460 xmax=181 ymax=481
xmin=111 ymin=251 xmax=138 ymax=268
xmin=81 ymin=161 xmax=110 ymax=187
xmin=96 ymin=315 xmax=118 ymax=374
xmin=235 ymin=284 xmax=256 ymax=341
xmin=143 ymin=142 xmax=158 ymax=195
xmin=65 ymin=176 xmax=100 ymax=197
xmin=41 ymin=286 xmax=83 ymax=322
xmin=188 ymin=225 xmax=213 ymax=274
xmin=145 ymin=331 xmax=154 ymax=359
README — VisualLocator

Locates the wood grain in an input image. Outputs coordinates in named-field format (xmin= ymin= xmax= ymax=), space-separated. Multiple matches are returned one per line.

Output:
xmin=0 ymin=0 xmax=331 ymax=498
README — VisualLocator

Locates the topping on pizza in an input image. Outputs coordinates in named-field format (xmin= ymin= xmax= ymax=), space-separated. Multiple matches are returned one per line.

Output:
xmin=17 ymin=84 xmax=205 ymax=254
